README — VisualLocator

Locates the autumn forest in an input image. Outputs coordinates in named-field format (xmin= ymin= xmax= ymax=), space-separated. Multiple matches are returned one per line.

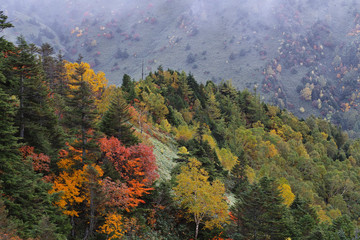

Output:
xmin=2 ymin=10 xmax=360 ymax=240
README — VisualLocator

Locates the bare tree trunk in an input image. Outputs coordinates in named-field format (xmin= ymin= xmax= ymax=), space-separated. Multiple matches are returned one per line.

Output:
xmin=195 ymin=221 xmax=199 ymax=240
xmin=83 ymin=228 xmax=89 ymax=240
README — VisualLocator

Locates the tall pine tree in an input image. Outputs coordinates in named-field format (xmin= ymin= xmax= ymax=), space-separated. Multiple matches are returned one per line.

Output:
xmin=230 ymin=177 xmax=291 ymax=240
xmin=64 ymin=60 xmax=99 ymax=161
xmin=121 ymin=73 xmax=136 ymax=103
xmin=6 ymin=37 xmax=64 ymax=156
xmin=0 ymin=18 xmax=69 ymax=238
xmin=289 ymin=196 xmax=318 ymax=239
xmin=99 ymin=88 xmax=139 ymax=146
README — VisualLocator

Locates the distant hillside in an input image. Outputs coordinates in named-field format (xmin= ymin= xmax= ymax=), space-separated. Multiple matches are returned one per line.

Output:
xmin=4 ymin=0 xmax=360 ymax=136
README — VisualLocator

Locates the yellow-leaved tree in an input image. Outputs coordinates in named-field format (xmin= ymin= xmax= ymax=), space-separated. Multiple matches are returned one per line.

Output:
xmin=64 ymin=60 xmax=108 ymax=105
xmin=216 ymin=147 xmax=238 ymax=171
xmin=175 ymin=124 xmax=196 ymax=141
xmin=173 ymin=158 xmax=228 ymax=239
xmin=278 ymin=183 xmax=296 ymax=207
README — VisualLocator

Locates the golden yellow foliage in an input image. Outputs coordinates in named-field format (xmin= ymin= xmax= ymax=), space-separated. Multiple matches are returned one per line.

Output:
xmin=50 ymin=163 xmax=104 ymax=216
xmin=328 ymin=209 xmax=342 ymax=220
xmin=264 ymin=141 xmax=278 ymax=158
xmin=161 ymin=70 xmax=179 ymax=89
xmin=278 ymin=183 xmax=295 ymax=207
xmin=178 ymin=146 xmax=190 ymax=155
xmin=97 ymin=85 xmax=118 ymax=116
xmin=175 ymin=125 xmax=196 ymax=141
xmin=173 ymin=158 xmax=228 ymax=238
xmin=203 ymin=134 xmax=217 ymax=149
xmin=50 ymin=168 xmax=86 ymax=216
xmin=64 ymin=61 xmax=108 ymax=92
xmin=245 ymin=165 xmax=256 ymax=184
xmin=159 ymin=119 xmax=172 ymax=133
xmin=321 ymin=132 xmax=329 ymax=140
xmin=64 ymin=60 xmax=108 ymax=105
xmin=98 ymin=213 xmax=126 ymax=240
xmin=56 ymin=156 xmax=76 ymax=170
xmin=269 ymin=129 xmax=283 ymax=143
xmin=316 ymin=209 xmax=332 ymax=224
xmin=216 ymin=148 xmax=238 ymax=171
xmin=50 ymin=146 xmax=104 ymax=217
xmin=57 ymin=145 xmax=82 ymax=170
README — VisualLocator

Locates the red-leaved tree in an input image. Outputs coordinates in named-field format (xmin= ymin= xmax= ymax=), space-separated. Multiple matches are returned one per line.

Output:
xmin=99 ymin=137 xmax=158 ymax=211
xmin=20 ymin=146 xmax=51 ymax=181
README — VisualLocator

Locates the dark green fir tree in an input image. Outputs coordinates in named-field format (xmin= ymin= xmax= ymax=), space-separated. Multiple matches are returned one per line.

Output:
xmin=63 ymin=59 xmax=100 ymax=162
xmin=230 ymin=177 xmax=291 ymax=240
xmin=289 ymin=196 xmax=318 ymax=239
xmin=121 ymin=73 xmax=136 ymax=103
xmin=99 ymin=88 xmax=139 ymax=146
xmin=5 ymin=37 xmax=64 ymax=156
xmin=0 ymin=44 xmax=69 ymax=239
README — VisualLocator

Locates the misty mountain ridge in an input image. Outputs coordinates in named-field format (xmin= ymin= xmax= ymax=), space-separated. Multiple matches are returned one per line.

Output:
xmin=4 ymin=0 xmax=360 ymax=136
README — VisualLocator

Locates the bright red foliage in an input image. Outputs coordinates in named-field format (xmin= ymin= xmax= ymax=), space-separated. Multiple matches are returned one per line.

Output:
xmin=101 ymin=177 xmax=151 ymax=211
xmin=99 ymin=137 xmax=159 ymax=210
xmin=20 ymin=146 xmax=51 ymax=173
xmin=99 ymin=137 xmax=158 ymax=185
xmin=128 ymin=144 xmax=158 ymax=184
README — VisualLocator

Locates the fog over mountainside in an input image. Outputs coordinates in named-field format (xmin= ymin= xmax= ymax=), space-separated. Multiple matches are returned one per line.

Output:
xmin=3 ymin=0 xmax=360 ymax=135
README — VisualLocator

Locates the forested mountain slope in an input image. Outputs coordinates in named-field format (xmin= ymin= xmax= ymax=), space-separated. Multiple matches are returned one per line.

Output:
xmin=2 ymin=10 xmax=360 ymax=240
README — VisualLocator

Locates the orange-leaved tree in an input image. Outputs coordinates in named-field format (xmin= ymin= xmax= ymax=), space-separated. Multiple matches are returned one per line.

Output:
xmin=49 ymin=143 xmax=104 ymax=238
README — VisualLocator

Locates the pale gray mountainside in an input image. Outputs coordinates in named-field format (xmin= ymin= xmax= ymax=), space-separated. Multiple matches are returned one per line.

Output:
xmin=3 ymin=0 xmax=360 ymax=136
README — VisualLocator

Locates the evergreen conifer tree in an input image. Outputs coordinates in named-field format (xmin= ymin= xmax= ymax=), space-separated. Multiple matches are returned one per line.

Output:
xmin=0 ymin=11 xmax=12 ymax=32
xmin=0 ymin=34 xmax=69 ymax=238
xmin=99 ymin=88 xmax=139 ymax=146
xmin=289 ymin=196 xmax=318 ymax=238
xmin=6 ymin=37 xmax=64 ymax=155
xmin=231 ymin=177 xmax=291 ymax=240
xmin=64 ymin=61 xmax=99 ymax=162
xmin=40 ymin=43 xmax=56 ymax=88
xmin=121 ymin=74 xmax=136 ymax=102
